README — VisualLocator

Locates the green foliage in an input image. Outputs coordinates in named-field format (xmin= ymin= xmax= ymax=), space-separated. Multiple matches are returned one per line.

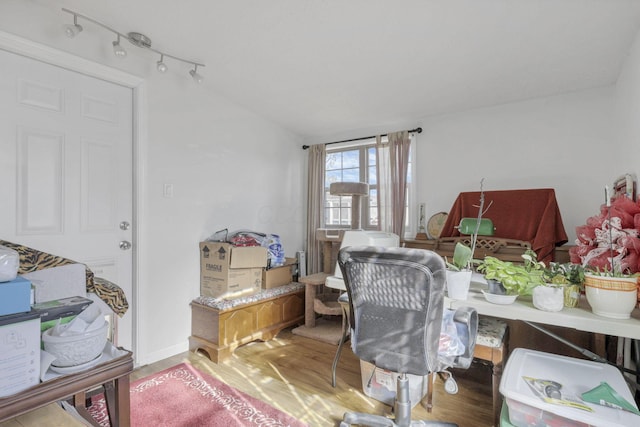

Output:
xmin=446 ymin=242 xmax=473 ymax=271
xmin=586 ymin=266 xmax=639 ymax=278
xmin=477 ymin=249 xmax=546 ymax=296
xmin=545 ymin=262 xmax=585 ymax=287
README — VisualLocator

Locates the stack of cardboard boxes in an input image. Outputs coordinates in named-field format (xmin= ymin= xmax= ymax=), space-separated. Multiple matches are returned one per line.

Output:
xmin=199 ymin=241 xmax=297 ymax=299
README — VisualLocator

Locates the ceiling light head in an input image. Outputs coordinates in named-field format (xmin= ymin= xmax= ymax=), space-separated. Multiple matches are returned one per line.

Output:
xmin=112 ymin=34 xmax=127 ymax=58
xmin=64 ymin=14 xmax=83 ymax=38
xmin=190 ymin=65 xmax=204 ymax=84
xmin=156 ymin=55 xmax=168 ymax=73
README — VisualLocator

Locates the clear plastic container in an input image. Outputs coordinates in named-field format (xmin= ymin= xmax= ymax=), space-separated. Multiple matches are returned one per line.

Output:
xmin=500 ymin=348 xmax=640 ymax=427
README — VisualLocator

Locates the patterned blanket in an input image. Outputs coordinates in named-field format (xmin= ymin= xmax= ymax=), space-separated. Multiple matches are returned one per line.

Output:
xmin=0 ymin=240 xmax=129 ymax=317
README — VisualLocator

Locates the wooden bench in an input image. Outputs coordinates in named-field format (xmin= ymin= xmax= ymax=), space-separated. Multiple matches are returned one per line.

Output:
xmin=189 ymin=283 xmax=305 ymax=363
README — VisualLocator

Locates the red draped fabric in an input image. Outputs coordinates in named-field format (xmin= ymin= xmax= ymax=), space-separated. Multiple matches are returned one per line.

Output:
xmin=440 ymin=188 xmax=568 ymax=263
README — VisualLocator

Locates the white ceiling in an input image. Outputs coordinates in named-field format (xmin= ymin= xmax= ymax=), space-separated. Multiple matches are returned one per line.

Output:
xmin=51 ymin=0 xmax=640 ymax=142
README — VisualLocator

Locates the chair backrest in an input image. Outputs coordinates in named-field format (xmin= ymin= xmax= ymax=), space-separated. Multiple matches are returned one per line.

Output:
xmin=338 ymin=246 xmax=446 ymax=376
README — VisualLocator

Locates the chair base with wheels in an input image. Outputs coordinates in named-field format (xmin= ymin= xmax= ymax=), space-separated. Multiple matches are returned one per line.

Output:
xmin=340 ymin=373 xmax=457 ymax=427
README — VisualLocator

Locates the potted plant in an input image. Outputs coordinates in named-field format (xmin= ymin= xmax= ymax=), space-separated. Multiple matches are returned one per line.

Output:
xmin=476 ymin=249 xmax=547 ymax=298
xmin=569 ymin=190 xmax=640 ymax=318
xmin=544 ymin=262 xmax=585 ymax=308
xmin=445 ymin=242 xmax=473 ymax=300
xmin=443 ymin=178 xmax=489 ymax=300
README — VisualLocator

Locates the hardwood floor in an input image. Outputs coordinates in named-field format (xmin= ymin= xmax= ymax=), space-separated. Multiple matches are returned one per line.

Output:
xmin=133 ymin=328 xmax=495 ymax=427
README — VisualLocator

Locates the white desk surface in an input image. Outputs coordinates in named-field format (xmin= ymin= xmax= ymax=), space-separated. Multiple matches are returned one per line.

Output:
xmin=447 ymin=281 xmax=640 ymax=340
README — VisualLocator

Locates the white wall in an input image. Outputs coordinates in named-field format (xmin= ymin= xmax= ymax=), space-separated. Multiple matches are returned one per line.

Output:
xmin=615 ymin=27 xmax=640 ymax=172
xmin=0 ymin=1 xmax=306 ymax=365
xmin=414 ymin=87 xmax=617 ymax=244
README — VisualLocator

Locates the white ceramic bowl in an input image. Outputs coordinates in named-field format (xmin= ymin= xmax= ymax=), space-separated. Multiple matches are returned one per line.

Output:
xmin=481 ymin=290 xmax=517 ymax=305
xmin=42 ymin=321 xmax=108 ymax=367
xmin=584 ymin=275 xmax=638 ymax=319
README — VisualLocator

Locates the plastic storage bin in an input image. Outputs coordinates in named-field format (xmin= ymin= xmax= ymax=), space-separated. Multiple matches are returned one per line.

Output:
xmin=360 ymin=360 xmax=429 ymax=408
xmin=500 ymin=348 xmax=640 ymax=427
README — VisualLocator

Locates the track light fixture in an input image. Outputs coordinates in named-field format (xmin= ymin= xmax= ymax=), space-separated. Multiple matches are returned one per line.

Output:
xmin=156 ymin=54 xmax=168 ymax=73
xmin=62 ymin=8 xmax=204 ymax=82
xmin=112 ymin=34 xmax=127 ymax=58
xmin=64 ymin=13 xmax=83 ymax=38
xmin=189 ymin=65 xmax=204 ymax=84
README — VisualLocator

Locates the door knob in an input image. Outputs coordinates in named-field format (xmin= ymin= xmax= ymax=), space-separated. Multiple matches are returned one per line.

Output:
xmin=119 ymin=240 xmax=132 ymax=250
xmin=120 ymin=221 xmax=130 ymax=230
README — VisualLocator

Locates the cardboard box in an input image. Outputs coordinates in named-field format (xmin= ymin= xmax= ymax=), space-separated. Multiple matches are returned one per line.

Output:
xmin=262 ymin=257 xmax=297 ymax=289
xmin=0 ymin=276 xmax=31 ymax=316
xmin=0 ymin=311 xmax=40 ymax=397
xmin=200 ymin=242 xmax=268 ymax=298
xmin=359 ymin=360 xmax=428 ymax=408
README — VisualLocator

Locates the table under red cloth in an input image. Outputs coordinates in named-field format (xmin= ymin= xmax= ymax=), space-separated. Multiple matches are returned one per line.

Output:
xmin=439 ymin=188 xmax=568 ymax=263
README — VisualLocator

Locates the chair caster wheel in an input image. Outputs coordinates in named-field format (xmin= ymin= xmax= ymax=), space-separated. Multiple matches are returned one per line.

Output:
xmin=444 ymin=376 xmax=458 ymax=394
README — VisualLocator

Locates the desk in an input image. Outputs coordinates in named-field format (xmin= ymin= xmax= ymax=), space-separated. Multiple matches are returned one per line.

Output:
xmin=0 ymin=349 xmax=133 ymax=427
xmin=446 ymin=286 xmax=640 ymax=341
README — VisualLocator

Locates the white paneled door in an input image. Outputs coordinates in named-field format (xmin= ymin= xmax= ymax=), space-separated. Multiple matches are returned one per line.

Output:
xmin=0 ymin=48 xmax=134 ymax=352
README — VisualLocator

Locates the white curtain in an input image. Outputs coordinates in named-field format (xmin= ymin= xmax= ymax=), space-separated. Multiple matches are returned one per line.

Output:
xmin=305 ymin=144 xmax=326 ymax=275
xmin=376 ymin=131 xmax=411 ymax=236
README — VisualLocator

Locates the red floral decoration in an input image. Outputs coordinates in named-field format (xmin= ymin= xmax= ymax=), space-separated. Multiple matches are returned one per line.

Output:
xmin=569 ymin=196 xmax=640 ymax=274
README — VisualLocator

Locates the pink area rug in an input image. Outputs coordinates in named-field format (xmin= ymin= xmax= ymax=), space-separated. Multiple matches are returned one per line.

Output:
xmin=88 ymin=362 xmax=307 ymax=427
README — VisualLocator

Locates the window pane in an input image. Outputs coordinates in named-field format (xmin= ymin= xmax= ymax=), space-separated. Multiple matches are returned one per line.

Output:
xmin=342 ymin=168 xmax=360 ymax=182
xmin=340 ymin=207 xmax=351 ymax=226
xmin=368 ymin=147 xmax=376 ymax=166
xmin=326 ymin=170 xmax=343 ymax=187
xmin=368 ymin=166 xmax=377 ymax=185
xmin=325 ymin=193 xmax=340 ymax=208
xmin=325 ymin=152 xmax=342 ymax=171
xmin=342 ymin=150 xmax=359 ymax=168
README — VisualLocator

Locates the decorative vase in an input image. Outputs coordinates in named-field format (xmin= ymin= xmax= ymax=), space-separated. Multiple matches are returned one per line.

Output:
xmin=486 ymin=279 xmax=507 ymax=295
xmin=446 ymin=270 xmax=472 ymax=300
xmin=584 ymin=274 xmax=638 ymax=319
xmin=563 ymin=284 xmax=580 ymax=308
xmin=532 ymin=285 xmax=564 ymax=312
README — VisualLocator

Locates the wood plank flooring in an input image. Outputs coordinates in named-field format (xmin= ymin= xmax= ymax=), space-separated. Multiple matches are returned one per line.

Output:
xmin=133 ymin=328 xmax=495 ymax=427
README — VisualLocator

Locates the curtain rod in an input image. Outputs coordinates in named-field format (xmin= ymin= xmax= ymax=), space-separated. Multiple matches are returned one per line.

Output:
xmin=301 ymin=127 xmax=422 ymax=150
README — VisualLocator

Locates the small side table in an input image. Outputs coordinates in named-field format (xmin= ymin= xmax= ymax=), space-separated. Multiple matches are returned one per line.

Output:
xmin=0 ymin=349 xmax=133 ymax=427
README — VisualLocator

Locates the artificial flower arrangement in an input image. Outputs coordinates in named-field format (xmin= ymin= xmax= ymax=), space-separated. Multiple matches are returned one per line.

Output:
xmin=569 ymin=190 xmax=640 ymax=318
xmin=569 ymin=195 xmax=640 ymax=275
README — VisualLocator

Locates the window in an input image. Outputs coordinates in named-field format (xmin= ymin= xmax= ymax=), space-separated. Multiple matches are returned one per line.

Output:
xmin=324 ymin=141 xmax=377 ymax=229
xmin=324 ymin=137 xmax=416 ymax=236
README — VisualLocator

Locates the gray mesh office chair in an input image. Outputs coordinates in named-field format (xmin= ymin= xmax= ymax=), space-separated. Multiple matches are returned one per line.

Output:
xmin=338 ymin=246 xmax=474 ymax=427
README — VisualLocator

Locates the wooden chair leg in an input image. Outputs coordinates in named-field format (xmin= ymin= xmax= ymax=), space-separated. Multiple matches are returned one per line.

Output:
xmin=332 ymin=295 xmax=350 ymax=387
xmin=492 ymin=362 xmax=503 ymax=427
xmin=422 ymin=372 xmax=434 ymax=413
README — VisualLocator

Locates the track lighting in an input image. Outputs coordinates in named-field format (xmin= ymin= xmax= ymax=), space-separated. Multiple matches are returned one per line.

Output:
xmin=61 ymin=8 xmax=204 ymax=83
xmin=189 ymin=65 xmax=204 ymax=84
xmin=156 ymin=55 xmax=168 ymax=73
xmin=64 ymin=14 xmax=83 ymax=38
xmin=112 ymin=34 xmax=127 ymax=58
